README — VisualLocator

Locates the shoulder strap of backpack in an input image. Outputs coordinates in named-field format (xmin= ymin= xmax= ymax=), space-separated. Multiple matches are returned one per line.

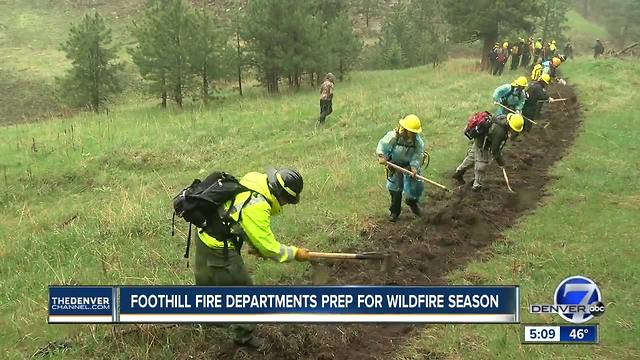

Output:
xmin=220 ymin=188 xmax=255 ymax=257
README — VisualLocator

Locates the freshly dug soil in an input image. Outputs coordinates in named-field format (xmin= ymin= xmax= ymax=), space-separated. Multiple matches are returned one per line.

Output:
xmin=224 ymin=83 xmax=582 ymax=360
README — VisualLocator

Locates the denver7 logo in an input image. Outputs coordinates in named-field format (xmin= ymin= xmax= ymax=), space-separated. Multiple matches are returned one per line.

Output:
xmin=554 ymin=276 xmax=603 ymax=323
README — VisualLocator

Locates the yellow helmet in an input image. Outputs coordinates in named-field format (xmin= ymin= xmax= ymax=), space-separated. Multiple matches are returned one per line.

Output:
xmin=540 ymin=73 xmax=551 ymax=84
xmin=399 ymin=114 xmax=422 ymax=133
xmin=503 ymin=42 xmax=509 ymax=48
xmin=512 ymin=76 xmax=528 ymax=87
xmin=552 ymin=40 xmax=556 ymax=44
xmin=552 ymin=57 xmax=562 ymax=67
xmin=507 ymin=113 xmax=524 ymax=133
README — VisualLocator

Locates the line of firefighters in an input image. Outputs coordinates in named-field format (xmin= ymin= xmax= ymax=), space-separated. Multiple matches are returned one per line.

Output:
xmin=488 ymin=37 xmax=573 ymax=76
xmin=187 ymin=56 xmax=569 ymax=349
xmin=377 ymin=54 xmax=567 ymax=219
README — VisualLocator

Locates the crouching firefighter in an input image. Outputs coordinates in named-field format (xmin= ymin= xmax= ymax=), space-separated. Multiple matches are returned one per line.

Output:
xmin=453 ymin=113 xmax=524 ymax=191
xmin=376 ymin=114 xmax=426 ymax=222
xmin=172 ymin=168 xmax=310 ymax=348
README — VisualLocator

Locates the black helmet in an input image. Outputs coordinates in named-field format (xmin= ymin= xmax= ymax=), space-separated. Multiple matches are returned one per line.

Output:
xmin=267 ymin=167 xmax=303 ymax=204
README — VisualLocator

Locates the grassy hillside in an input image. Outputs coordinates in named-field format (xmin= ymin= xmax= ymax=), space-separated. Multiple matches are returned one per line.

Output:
xmin=399 ymin=58 xmax=640 ymax=359
xmin=0 ymin=58 xmax=526 ymax=359
xmin=0 ymin=0 xmax=142 ymax=124
xmin=566 ymin=10 xmax=610 ymax=55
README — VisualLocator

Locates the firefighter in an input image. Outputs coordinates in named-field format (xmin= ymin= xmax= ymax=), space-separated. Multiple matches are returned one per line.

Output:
xmin=319 ymin=72 xmax=336 ymax=123
xmin=492 ymin=76 xmax=528 ymax=116
xmin=194 ymin=168 xmax=310 ymax=348
xmin=452 ymin=113 xmax=524 ymax=191
xmin=376 ymin=115 xmax=425 ymax=222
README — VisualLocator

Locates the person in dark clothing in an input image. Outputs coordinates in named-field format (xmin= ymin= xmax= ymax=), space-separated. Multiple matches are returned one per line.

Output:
xmin=319 ymin=72 xmax=336 ymax=123
xmin=510 ymin=39 xmax=523 ymax=70
xmin=488 ymin=43 xmax=499 ymax=74
xmin=522 ymin=74 xmax=555 ymax=132
xmin=532 ymin=37 xmax=543 ymax=64
xmin=493 ymin=42 xmax=509 ymax=76
xmin=564 ymin=42 xmax=574 ymax=60
xmin=521 ymin=38 xmax=532 ymax=68
xmin=593 ymin=39 xmax=605 ymax=59
xmin=453 ymin=113 xmax=524 ymax=191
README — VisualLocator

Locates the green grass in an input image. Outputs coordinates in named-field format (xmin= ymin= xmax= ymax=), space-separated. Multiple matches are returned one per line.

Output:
xmin=398 ymin=58 xmax=640 ymax=359
xmin=0 ymin=59 xmax=529 ymax=359
xmin=566 ymin=10 xmax=610 ymax=55
xmin=0 ymin=0 xmax=142 ymax=125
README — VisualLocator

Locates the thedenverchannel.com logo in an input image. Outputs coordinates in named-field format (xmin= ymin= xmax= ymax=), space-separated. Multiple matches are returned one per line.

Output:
xmin=529 ymin=276 xmax=605 ymax=323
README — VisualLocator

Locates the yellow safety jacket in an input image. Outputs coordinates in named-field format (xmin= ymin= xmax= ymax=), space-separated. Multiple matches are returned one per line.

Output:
xmin=197 ymin=172 xmax=299 ymax=262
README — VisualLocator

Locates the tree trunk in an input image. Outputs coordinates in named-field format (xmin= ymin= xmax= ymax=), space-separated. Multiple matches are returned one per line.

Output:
xmin=582 ymin=0 xmax=589 ymax=17
xmin=175 ymin=76 xmax=183 ymax=107
xmin=365 ymin=9 xmax=369 ymax=30
xmin=542 ymin=1 xmax=550 ymax=43
xmin=236 ymin=30 xmax=243 ymax=96
xmin=202 ymin=62 xmax=209 ymax=106
xmin=480 ymin=27 xmax=498 ymax=71
xmin=161 ymin=74 xmax=167 ymax=108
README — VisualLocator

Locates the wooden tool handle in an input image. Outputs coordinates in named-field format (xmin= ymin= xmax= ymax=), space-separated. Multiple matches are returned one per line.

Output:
xmin=385 ymin=161 xmax=451 ymax=192
xmin=308 ymin=252 xmax=386 ymax=260
xmin=494 ymin=103 xmax=538 ymax=125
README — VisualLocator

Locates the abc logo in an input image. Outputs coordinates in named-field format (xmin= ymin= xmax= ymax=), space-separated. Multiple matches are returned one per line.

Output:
xmin=589 ymin=301 xmax=606 ymax=317
xmin=555 ymin=276 xmax=604 ymax=323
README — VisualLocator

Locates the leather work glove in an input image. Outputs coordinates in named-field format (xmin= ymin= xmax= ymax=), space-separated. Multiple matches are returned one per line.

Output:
xmin=548 ymin=97 xmax=555 ymax=103
xmin=295 ymin=248 xmax=311 ymax=262
xmin=410 ymin=167 xmax=418 ymax=178
xmin=377 ymin=156 xmax=387 ymax=165
xmin=558 ymin=78 xmax=567 ymax=86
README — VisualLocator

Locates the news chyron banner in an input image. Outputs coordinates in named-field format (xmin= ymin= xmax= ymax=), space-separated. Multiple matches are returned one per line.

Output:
xmin=49 ymin=286 xmax=519 ymax=324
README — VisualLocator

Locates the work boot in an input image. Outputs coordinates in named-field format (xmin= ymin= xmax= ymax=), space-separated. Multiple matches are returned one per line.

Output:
xmin=388 ymin=191 xmax=402 ymax=222
xmin=235 ymin=335 xmax=266 ymax=349
xmin=452 ymin=170 xmax=466 ymax=184
xmin=405 ymin=198 xmax=422 ymax=217
xmin=472 ymin=184 xmax=483 ymax=192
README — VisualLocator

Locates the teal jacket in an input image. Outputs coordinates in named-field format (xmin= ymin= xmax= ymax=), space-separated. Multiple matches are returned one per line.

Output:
xmin=376 ymin=130 xmax=424 ymax=169
xmin=492 ymin=84 xmax=526 ymax=112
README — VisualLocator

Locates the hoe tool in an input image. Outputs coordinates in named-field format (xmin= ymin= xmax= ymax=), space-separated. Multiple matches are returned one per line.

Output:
xmin=308 ymin=251 xmax=393 ymax=284
xmin=493 ymin=103 xmax=539 ymax=126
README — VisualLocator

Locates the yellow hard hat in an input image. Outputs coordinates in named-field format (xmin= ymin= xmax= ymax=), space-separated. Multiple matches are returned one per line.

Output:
xmin=512 ymin=76 xmax=528 ymax=87
xmin=540 ymin=73 xmax=551 ymax=84
xmin=552 ymin=57 xmax=562 ymax=67
xmin=552 ymin=40 xmax=556 ymax=44
xmin=507 ymin=113 xmax=524 ymax=133
xmin=399 ymin=114 xmax=422 ymax=133
xmin=503 ymin=42 xmax=509 ymax=48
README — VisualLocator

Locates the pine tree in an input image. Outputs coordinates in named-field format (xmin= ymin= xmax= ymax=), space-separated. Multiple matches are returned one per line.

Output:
xmin=130 ymin=0 xmax=195 ymax=107
xmin=599 ymin=0 xmax=640 ymax=48
xmin=244 ymin=0 xmax=321 ymax=93
xmin=59 ymin=12 xmax=123 ymax=113
xmin=441 ymin=0 xmax=540 ymax=69
xmin=186 ymin=5 xmax=221 ymax=105
xmin=538 ymin=0 xmax=570 ymax=44
xmin=129 ymin=1 xmax=170 ymax=107
xmin=327 ymin=15 xmax=363 ymax=81
xmin=353 ymin=0 xmax=383 ymax=31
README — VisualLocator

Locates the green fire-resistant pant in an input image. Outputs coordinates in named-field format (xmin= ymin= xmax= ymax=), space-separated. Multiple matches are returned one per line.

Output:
xmin=194 ymin=235 xmax=255 ymax=344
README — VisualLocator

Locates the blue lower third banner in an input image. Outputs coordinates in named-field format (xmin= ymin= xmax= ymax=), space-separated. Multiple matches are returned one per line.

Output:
xmin=118 ymin=286 xmax=519 ymax=323
xmin=49 ymin=286 xmax=116 ymax=323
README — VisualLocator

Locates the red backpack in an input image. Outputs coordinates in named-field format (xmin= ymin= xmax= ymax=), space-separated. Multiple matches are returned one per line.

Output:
xmin=464 ymin=111 xmax=493 ymax=139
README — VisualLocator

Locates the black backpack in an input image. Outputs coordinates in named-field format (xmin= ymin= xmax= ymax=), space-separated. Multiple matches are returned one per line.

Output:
xmin=172 ymin=172 xmax=251 ymax=264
